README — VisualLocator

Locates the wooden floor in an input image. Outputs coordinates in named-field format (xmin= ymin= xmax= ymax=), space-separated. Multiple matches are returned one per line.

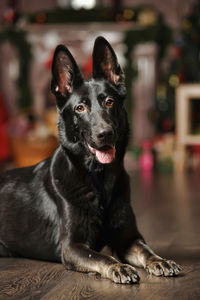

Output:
xmin=1 ymin=170 xmax=200 ymax=299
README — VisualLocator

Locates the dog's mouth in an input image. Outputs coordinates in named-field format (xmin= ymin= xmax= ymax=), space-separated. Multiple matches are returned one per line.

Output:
xmin=87 ymin=144 xmax=116 ymax=164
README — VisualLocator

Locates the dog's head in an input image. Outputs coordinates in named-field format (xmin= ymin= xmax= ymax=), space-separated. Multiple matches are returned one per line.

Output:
xmin=51 ymin=36 xmax=128 ymax=165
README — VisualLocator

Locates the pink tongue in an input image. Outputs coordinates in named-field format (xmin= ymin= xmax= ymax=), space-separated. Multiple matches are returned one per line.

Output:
xmin=95 ymin=147 xmax=116 ymax=164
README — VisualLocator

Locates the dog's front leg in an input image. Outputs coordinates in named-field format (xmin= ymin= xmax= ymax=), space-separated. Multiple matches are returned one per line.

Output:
xmin=61 ymin=242 xmax=140 ymax=284
xmin=119 ymin=239 xmax=182 ymax=277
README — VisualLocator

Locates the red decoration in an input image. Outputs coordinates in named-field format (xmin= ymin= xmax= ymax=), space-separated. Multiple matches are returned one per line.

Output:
xmin=178 ymin=70 xmax=186 ymax=83
xmin=162 ymin=119 xmax=172 ymax=131
xmin=139 ymin=141 xmax=153 ymax=171
xmin=3 ymin=0 xmax=17 ymax=24
xmin=45 ymin=50 xmax=54 ymax=70
xmin=36 ymin=12 xmax=46 ymax=24
xmin=171 ymin=46 xmax=182 ymax=58
xmin=3 ymin=8 xmax=15 ymax=24
xmin=82 ymin=55 xmax=92 ymax=78
xmin=190 ymin=145 xmax=200 ymax=154
xmin=0 ymin=94 xmax=10 ymax=161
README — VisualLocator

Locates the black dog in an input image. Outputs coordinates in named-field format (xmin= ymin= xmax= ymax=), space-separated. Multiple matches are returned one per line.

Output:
xmin=0 ymin=37 xmax=181 ymax=284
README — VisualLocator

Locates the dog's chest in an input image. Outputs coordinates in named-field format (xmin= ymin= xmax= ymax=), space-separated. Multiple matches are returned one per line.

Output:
xmin=62 ymin=172 xmax=116 ymax=251
xmin=79 ymin=198 xmax=110 ymax=251
xmin=81 ymin=173 xmax=116 ymax=250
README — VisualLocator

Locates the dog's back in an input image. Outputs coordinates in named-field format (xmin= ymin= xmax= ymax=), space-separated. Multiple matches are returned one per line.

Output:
xmin=0 ymin=160 xmax=62 ymax=261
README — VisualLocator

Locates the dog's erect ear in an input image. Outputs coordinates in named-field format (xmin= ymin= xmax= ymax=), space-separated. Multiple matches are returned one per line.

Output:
xmin=51 ymin=45 xmax=83 ymax=105
xmin=92 ymin=36 xmax=125 ymax=86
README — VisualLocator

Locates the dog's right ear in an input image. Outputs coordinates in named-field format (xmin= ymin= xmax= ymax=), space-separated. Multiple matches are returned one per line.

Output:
xmin=51 ymin=45 xmax=83 ymax=108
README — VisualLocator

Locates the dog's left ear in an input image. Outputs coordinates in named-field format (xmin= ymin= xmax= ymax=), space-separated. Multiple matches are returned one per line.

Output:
xmin=51 ymin=45 xmax=83 ymax=108
xmin=92 ymin=36 xmax=125 ymax=87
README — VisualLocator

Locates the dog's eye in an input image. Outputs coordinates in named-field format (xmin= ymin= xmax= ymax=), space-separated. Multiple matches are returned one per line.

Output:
xmin=76 ymin=104 xmax=85 ymax=113
xmin=105 ymin=98 xmax=114 ymax=108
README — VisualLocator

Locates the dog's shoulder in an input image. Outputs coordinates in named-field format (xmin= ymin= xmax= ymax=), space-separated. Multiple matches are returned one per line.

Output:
xmin=0 ymin=158 xmax=51 ymax=192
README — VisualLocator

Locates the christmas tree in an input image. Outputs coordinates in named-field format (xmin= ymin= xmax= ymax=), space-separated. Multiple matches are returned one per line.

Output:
xmin=152 ymin=1 xmax=200 ymax=133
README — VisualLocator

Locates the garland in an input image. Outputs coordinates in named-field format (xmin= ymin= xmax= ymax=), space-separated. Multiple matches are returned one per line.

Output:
xmin=0 ymin=26 xmax=32 ymax=109
xmin=28 ymin=8 xmax=115 ymax=24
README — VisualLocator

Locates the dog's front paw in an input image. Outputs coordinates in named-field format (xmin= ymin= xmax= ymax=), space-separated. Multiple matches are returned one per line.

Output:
xmin=107 ymin=263 xmax=140 ymax=284
xmin=146 ymin=257 xmax=182 ymax=277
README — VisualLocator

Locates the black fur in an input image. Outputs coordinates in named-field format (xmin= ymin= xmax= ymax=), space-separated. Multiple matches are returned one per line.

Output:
xmin=0 ymin=37 xmax=181 ymax=284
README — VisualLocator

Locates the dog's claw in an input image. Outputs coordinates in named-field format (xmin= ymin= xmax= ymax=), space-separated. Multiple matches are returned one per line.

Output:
xmin=108 ymin=263 xmax=140 ymax=284
xmin=146 ymin=258 xmax=182 ymax=277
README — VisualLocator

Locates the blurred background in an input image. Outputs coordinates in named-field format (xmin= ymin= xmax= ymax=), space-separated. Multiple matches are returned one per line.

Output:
xmin=0 ymin=0 xmax=200 ymax=173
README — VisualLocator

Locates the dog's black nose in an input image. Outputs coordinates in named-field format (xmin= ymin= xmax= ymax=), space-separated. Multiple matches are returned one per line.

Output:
xmin=97 ymin=128 xmax=114 ymax=142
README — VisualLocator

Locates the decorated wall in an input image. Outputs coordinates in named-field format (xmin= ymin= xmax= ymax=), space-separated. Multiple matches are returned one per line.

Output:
xmin=0 ymin=0 xmax=200 ymax=172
